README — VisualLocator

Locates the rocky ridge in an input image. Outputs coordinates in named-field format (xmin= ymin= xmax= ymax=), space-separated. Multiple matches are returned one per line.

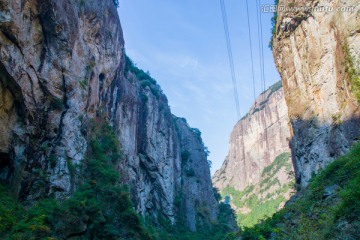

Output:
xmin=213 ymin=82 xmax=291 ymax=192
xmin=212 ymin=82 xmax=294 ymax=226
xmin=0 ymin=0 xmax=218 ymax=231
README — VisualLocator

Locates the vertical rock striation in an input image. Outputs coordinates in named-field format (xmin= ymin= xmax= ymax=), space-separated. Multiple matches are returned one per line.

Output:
xmin=0 ymin=0 xmax=218 ymax=231
xmin=213 ymin=82 xmax=291 ymax=192
xmin=175 ymin=117 xmax=218 ymax=231
xmin=212 ymin=83 xmax=293 ymax=226
xmin=273 ymin=0 xmax=360 ymax=187
xmin=111 ymin=59 xmax=218 ymax=229
xmin=0 ymin=0 xmax=123 ymax=199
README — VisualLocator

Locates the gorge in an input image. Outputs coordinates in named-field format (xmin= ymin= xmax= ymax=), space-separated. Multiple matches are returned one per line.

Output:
xmin=0 ymin=0 xmax=359 ymax=239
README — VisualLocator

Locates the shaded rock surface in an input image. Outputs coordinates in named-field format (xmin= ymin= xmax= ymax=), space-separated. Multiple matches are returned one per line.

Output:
xmin=273 ymin=0 xmax=360 ymax=187
xmin=0 ymin=0 xmax=218 ymax=231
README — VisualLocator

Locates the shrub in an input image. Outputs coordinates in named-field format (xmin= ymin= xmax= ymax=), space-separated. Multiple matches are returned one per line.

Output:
xmin=342 ymin=44 xmax=360 ymax=102
xmin=50 ymin=96 xmax=64 ymax=111
xmin=113 ymin=0 xmax=119 ymax=7
xmin=269 ymin=0 xmax=279 ymax=50
xmin=181 ymin=150 xmax=190 ymax=162
xmin=186 ymin=168 xmax=195 ymax=177
xmin=213 ymin=187 xmax=222 ymax=201
xmin=237 ymin=142 xmax=360 ymax=239
xmin=0 ymin=117 xmax=153 ymax=239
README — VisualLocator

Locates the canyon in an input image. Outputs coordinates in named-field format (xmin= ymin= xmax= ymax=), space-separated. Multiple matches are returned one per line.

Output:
xmin=0 ymin=0 xmax=359 ymax=239
xmin=0 ymin=0 xmax=221 ymax=235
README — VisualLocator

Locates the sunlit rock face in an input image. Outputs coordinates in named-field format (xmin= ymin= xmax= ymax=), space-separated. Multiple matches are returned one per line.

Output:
xmin=0 ymin=0 xmax=218 ymax=231
xmin=112 ymin=68 xmax=219 ymax=229
xmin=273 ymin=0 xmax=360 ymax=187
xmin=213 ymin=83 xmax=291 ymax=192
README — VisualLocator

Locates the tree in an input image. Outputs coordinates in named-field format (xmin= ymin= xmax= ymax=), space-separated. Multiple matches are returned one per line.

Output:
xmin=207 ymin=160 xmax=212 ymax=169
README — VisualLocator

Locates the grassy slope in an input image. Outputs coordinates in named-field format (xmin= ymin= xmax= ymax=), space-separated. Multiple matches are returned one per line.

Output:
xmin=228 ymin=142 xmax=360 ymax=240
xmin=222 ymin=153 xmax=294 ymax=228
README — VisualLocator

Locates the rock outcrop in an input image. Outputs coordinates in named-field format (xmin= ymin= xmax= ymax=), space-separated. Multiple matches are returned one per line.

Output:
xmin=0 ymin=0 xmax=217 ymax=231
xmin=213 ymin=82 xmax=291 ymax=191
xmin=212 ymin=82 xmax=293 ymax=226
xmin=273 ymin=0 xmax=360 ymax=187
xmin=113 ymin=58 xmax=218 ymax=230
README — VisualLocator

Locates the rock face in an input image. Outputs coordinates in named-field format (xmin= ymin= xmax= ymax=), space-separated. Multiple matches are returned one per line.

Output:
xmin=0 ymin=0 xmax=217 ymax=231
xmin=213 ymin=82 xmax=291 ymax=192
xmin=112 ymin=59 xmax=218 ymax=229
xmin=175 ymin=117 xmax=218 ymax=230
xmin=273 ymin=0 xmax=360 ymax=187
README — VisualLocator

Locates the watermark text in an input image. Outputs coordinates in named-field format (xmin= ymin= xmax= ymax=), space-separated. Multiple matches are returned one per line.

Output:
xmin=262 ymin=4 xmax=355 ymax=13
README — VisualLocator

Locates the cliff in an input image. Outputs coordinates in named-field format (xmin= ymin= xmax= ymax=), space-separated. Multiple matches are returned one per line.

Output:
xmin=0 ymin=0 xmax=218 ymax=232
xmin=238 ymin=141 xmax=360 ymax=239
xmin=273 ymin=0 xmax=360 ymax=187
xmin=212 ymin=82 xmax=294 ymax=226
xmin=114 ymin=57 xmax=219 ymax=230
xmin=213 ymin=82 xmax=291 ymax=191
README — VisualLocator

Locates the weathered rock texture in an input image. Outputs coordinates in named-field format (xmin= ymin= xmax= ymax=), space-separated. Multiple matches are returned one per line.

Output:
xmin=213 ymin=83 xmax=292 ymax=192
xmin=113 ymin=63 xmax=219 ymax=230
xmin=273 ymin=0 xmax=360 ymax=187
xmin=0 ymin=0 xmax=218 ymax=231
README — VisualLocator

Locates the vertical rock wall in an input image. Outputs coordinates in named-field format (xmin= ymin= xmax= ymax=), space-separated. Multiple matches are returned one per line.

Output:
xmin=0 ymin=0 xmax=218 ymax=231
xmin=213 ymin=83 xmax=291 ymax=192
xmin=0 ymin=0 xmax=123 ymax=199
xmin=273 ymin=0 xmax=360 ymax=187
xmin=110 ymin=65 xmax=219 ymax=229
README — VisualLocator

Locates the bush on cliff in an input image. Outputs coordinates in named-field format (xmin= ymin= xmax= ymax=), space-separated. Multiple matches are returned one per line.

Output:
xmin=228 ymin=141 xmax=360 ymax=239
xmin=0 ymin=117 xmax=153 ymax=239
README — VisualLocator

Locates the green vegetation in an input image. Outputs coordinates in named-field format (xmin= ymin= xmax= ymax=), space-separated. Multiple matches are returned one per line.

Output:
xmin=252 ymin=81 xmax=282 ymax=115
xmin=269 ymin=0 xmax=279 ymax=50
xmin=0 ymin=116 xmax=237 ymax=239
xmin=261 ymin=153 xmax=292 ymax=178
xmin=343 ymin=44 xmax=360 ymax=102
xmin=222 ymin=153 xmax=293 ymax=228
xmin=229 ymin=142 xmax=360 ymax=239
xmin=142 ymin=187 xmax=236 ymax=240
xmin=186 ymin=168 xmax=195 ymax=177
xmin=260 ymin=80 xmax=282 ymax=100
xmin=50 ymin=96 xmax=64 ymax=111
xmin=0 ymin=117 xmax=153 ymax=239
xmin=113 ymin=0 xmax=119 ymax=7
xmin=181 ymin=150 xmax=190 ymax=163
xmin=125 ymin=54 xmax=162 ymax=98
xmin=79 ymin=78 xmax=88 ymax=90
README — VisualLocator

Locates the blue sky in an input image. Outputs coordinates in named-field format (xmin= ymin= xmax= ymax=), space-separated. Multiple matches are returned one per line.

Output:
xmin=118 ymin=0 xmax=280 ymax=175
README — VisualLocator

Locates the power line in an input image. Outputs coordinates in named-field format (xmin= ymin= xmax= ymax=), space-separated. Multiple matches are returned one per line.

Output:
xmin=256 ymin=0 xmax=268 ymax=146
xmin=220 ymin=0 xmax=241 ymax=120
xmin=245 ymin=0 xmax=256 ymax=102
xmin=257 ymin=0 xmax=266 ymax=94
xmin=256 ymin=0 xmax=264 ymax=96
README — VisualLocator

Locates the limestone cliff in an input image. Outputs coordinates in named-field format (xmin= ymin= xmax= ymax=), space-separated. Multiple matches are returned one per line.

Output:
xmin=213 ymin=82 xmax=291 ymax=191
xmin=113 ymin=57 xmax=218 ymax=230
xmin=273 ymin=0 xmax=360 ymax=187
xmin=0 ymin=0 xmax=217 ymax=231
xmin=212 ymin=83 xmax=293 ymax=226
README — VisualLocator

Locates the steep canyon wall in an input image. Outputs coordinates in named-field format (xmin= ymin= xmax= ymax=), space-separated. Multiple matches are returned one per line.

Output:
xmin=0 ymin=0 xmax=217 ymax=231
xmin=273 ymin=0 xmax=360 ymax=187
